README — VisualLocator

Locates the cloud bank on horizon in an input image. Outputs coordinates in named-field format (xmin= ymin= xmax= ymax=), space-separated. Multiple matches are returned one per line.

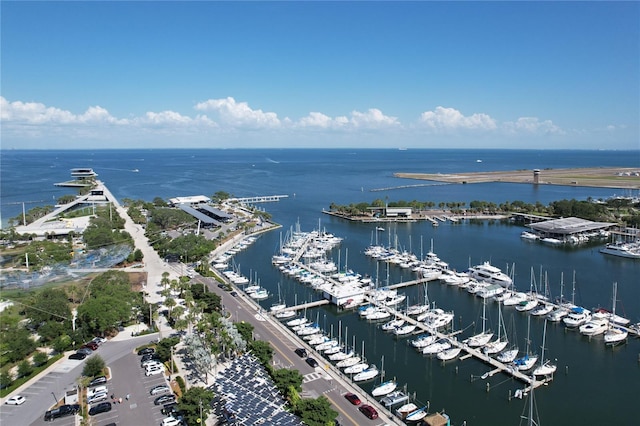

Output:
xmin=1 ymin=1 xmax=637 ymax=150
xmin=0 ymin=95 xmax=625 ymax=150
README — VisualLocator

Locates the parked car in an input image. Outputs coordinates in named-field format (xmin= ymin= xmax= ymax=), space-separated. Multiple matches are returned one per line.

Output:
xmin=305 ymin=357 xmax=319 ymax=368
xmin=5 ymin=395 xmax=26 ymax=405
xmin=162 ymin=417 xmax=182 ymax=426
xmin=138 ymin=347 xmax=155 ymax=356
xmin=68 ymin=352 xmax=87 ymax=360
xmin=230 ymin=291 xmax=238 ymax=297
xmin=87 ymin=385 xmax=107 ymax=397
xmin=88 ymin=376 xmax=107 ymax=387
xmin=161 ymin=402 xmax=178 ymax=415
xmin=91 ymin=336 xmax=107 ymax=345
xmin=150 ymin=385 xmax=170 ymax=395
xmin=358 ymin=404 xmax=378 ymax=420
xmin=83 ymin=342 xmax=99 ymax=351
xmin=154 ymin=394 xmax=176 ymax=405
xmin=146 ymin=366 xmax=164 ymax=377
xmin=141 ymin=353 xmax=159 ymax=362
xmin=344 ymin=392 xmax=361 ymax=405
xmin=294 ymin=348 xmax=307 ymax=358
xmin=77 ymin=347 xmax=93 ymax=356
xmin=44 ymin=404 xmax=80 ymax=421
xmin=142 ymin=359 xmax=163 ymax=368
xmin=88 ymin=402 xmax=112 ymax=416
xmin=87 ymin=392 xmax=108 ymax=404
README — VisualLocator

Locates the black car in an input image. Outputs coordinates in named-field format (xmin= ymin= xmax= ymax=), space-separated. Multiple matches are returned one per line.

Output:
xmin=77 ymin=347 xmax=93 ymax=356
xmin=217 ymin=283 xmax=226 ymax=289
xmin=69 ymin=352 xmax=87 ymax=360
xmin=88 ymin=376 xmax=107 ymax=387
xmin=138 ymin=347 xmax=155 ymax=356
xmin=294 ymin=348 xmax=307 ymax=358
xmin=44 ymin=404 xmax=80 ymax=421
xmin=305 ymin=357 xmax=319 ymax=368
xmin=141 ymin=353 xmax=159 ymax=363
xmin=161 ymin=402 xmax=178 ymax=415
xmin=88 ymin=402 xmax=112 ymax=416
xmin=230 ymin=291 xmax=238 ymax=297
xmin=154 ymin=394 xmax=176 ymax=405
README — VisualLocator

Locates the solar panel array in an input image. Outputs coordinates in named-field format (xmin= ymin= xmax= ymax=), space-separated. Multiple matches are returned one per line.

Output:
xmin=212 ymin=355 xmax=303 ymax=425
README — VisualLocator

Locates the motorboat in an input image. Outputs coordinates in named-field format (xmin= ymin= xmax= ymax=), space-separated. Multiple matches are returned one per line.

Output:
xmin=396 ymin=403 xmax=419 ymax=420
xmin=467 ymin=261 xmax=513 ymax=288
xmin=371 ymin=380 xmax=397 ymax=397
xmin=405 ymin=406 xmax=429 ymax=422
xmin=520 ymin=231 xmax=540 ymax=241
xmin=366 ymin=309 xmax=392 ymax=321
xmin=599 ymin=241 xmax=640 ymax=259
xmin=563 ymin=307 xmax=591 ymax=328
xmin=422 ymin=339 xmax=451 ymax=355
xmin=579 ymin=318 xmax=608 ymax=336
xmin=592 ymin=308 xmax=630 ymax=326
xmin=410 ymin=334 xmax=437 ymax=349
xmin=437 ymin=347 xmax=462 ymax=361
xmin=353 ymin=366 xmax=379 ymax=382
xmin=380 ymin=391 xmax=409 ymax=408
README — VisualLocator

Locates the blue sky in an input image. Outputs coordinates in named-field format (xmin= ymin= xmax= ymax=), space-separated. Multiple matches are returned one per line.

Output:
xmin=1 ymin=1 xmax=638 ymax=150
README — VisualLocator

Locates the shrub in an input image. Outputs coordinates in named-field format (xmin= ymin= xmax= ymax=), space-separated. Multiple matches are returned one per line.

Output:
xmin=17 ymin=360 xmax=33 ymax=378
xmin=32 ymin=351 xmax=49 ymax=367
xmin=82 ymin=355 xmax=106 ymax=378
xmin=175 ymin=376 xmax=186 ymax=394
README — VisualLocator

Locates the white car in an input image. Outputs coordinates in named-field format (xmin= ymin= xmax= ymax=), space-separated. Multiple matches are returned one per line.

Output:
xmin=145 ymin=366 xmax=164 ymax=376
xmin=87 ymin=385 xmax=108 ymax=397
xmin=142 ymin=360 xmax=162 ymax=369
xmin=87 ymin=392 xmax=108 ymax=404
xmin=162 ymin=416 xmax=182 ymax=426
xmin=5 ymin=395 xmax=26 ymax=405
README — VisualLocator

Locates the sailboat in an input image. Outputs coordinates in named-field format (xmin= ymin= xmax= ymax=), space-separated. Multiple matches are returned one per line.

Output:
xmin=484 ymin=300 xmax=509 ymax=355
xmin=533 ymin=319 xmax=557 ymax=376
xmin=464 ymin=296 xmax=494 ymax=348
xmin=518 ymin=377 xmax=541 ymax=426
xmin=270 ymin=282 xmax=286 ymax=312
xmin=513 ymin=315 xmax=538 ymax=371
xmin=603 ymin=282 xmax=628 ymax=345
xmin=371 ymin=356 xmax=397 ymax=397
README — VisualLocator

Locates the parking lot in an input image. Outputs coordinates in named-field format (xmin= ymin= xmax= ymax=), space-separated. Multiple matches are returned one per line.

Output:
xmin=90 ymin=350 xmax=174 ymax=426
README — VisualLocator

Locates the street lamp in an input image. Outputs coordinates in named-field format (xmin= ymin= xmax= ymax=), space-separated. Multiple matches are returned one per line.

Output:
xmin=198 ymin=399 xmax=203 ymax=424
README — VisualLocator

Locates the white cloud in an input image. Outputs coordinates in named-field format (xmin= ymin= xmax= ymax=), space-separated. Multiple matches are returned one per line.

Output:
xmin=503 ymin=117 xmax=564 ymax=135
xmin=297 ymin=108 xmax=399 ymax=130
xmin=195 ymin=97 xmax=280 ymax=128
xmin=419 ymin=106 xmax=497 ymax=131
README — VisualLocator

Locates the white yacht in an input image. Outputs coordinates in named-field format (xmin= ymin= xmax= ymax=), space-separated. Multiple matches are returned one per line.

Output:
xmin=467 ymin=261 xmax=513 ymax=288
xmin=343 ymin=362 xmax=369 ymax=374
xmin=394 ymin=324 xmax=418 ymax=336
xmin=422 ymin=339 xmax=452 ymax=355
xmin=410 ymin=334 xmax=438 ymax=349
xmin=380 ymin=391 xmax=409 ymax=408
xmin=603 ymin=326 xmax=628 ymax=345
xmin=599 ymin=241 xmax=640 ymax=259
xmin=579 ymin=318 xmax=608 ymax=336
xmin=336 ymin=356 xmax=361 ymax=368
xmin=563 ymin=307 xmax=592 ymax=328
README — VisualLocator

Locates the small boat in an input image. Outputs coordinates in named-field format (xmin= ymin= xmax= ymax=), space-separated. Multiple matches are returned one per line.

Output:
xmin=515 ymin=299 xmax=539 ymax=312
xmin=563 ymin=307 xmax=591 ymax=328
xmin=380 ymin=391 xmax=409 ymax=408
xmin=275 ymin=310 xmax=296 ymax=319
xmin=603 ymin=282 xmax=628 ymax=345
xmin=381 ymin=318 xmax=405 ymax=331
xmin=513 ymin=354 xmax=538 ymax=371
xmin=437 ymin=347 xmax=462 ymax=361
xmin=520 ymin=231 xmax=540 ymax=241
xmin=343 ymin=362 xmax=369 ymax=374
xmin=533 ymin=320 xmax=556 ymax=376
xmin=286 ymin=317 xmax=308 ymax=327
xmin=530 ymin=304 xmax=553 ymax=317
xmin=371 ymin=380 xmax=397 ymax=397
xmin=336 ymin=356 xmax=361 ymax=368
xmin=315 ymin=340 xmax=339 ymax=351
xmin=353 ymin=366 xmax=379 ymax=382
xmin=410 ymin=334 xmax=437 ymax=349
xmin=497 ymin=348 xmax=519 ymax=363
xmin=579 ymin=318 xmax=608 ymax=336
xmin=376 ymin=226 xmax=385 ymax=232
xmin=396 ymin=402 xmax=418 ymax=420
xmin=329 ymin=349 xmax=354 ymax=361
xmin=599 ymin=241 xmax=640 ymax=259
xmin=394 ymin=324 xmax=418 ymax=336
xmin=405 ymin=405 xmax=429 ymax=422
xmin=422 ymin=339 xmax=451 ymax=355
xmin=546 ymin=307 xmax=569 ymax=322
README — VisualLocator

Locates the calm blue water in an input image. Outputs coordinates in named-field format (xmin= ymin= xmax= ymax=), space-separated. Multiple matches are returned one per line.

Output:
xmin=2 ymin=149 xmax=639 ymax=425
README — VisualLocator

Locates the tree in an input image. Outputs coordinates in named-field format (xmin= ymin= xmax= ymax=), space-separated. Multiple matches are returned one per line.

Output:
xmin=155 ymin=337 xmax=180 ymax=362
xmin=0 ymin=370 xmax=12 ymax=389
xmin=177 ymin=386 xmax=215 ymax=425
xmin=234 ymin=321 xmax=254 ymax=343
xmin=77 ymin=296 xmax=130 ymax=334
xmin=17 ymin=360 xmax=33 ymax=378
xmin=293 ymin=396 xmax=338 ymax=426
xmin=248 ymin=340 xmax=273 ymax=366
xmin=271 ymin=368 xmax=303 ymax=398
xmin=25 ymin=288 xmax=71 ymax=327
xmin=82 ymin=355 xmax=106 ymax=378
xmin=32 ymin=351 xmax=49 ymax=367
